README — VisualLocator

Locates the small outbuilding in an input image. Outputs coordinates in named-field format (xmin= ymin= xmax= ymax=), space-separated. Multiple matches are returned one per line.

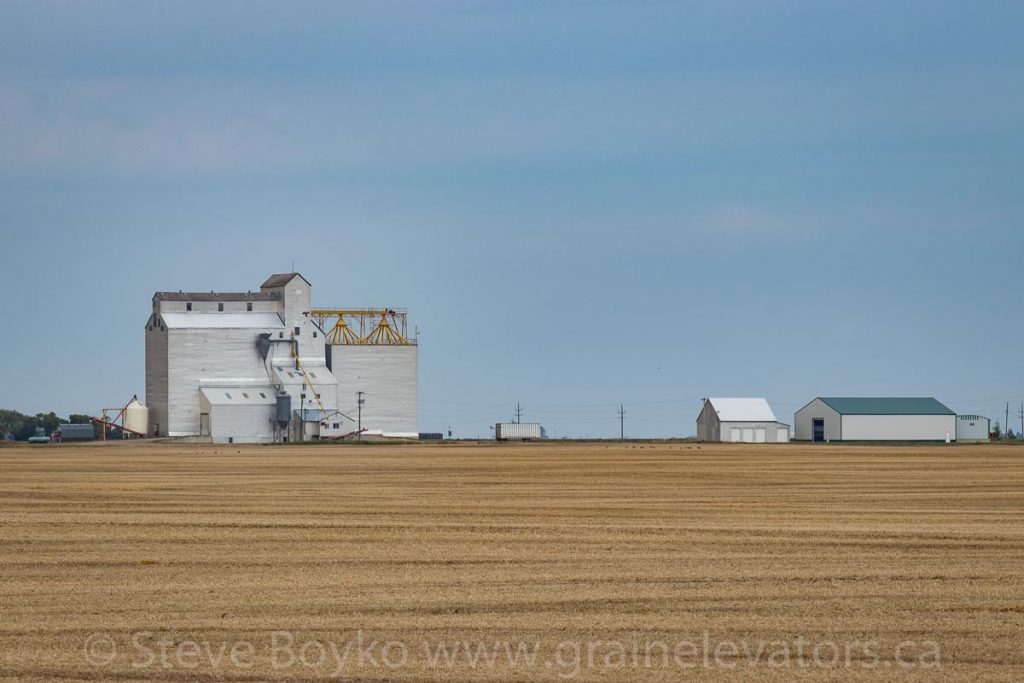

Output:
xmin=199 ymin=386 xmax=277 ymax=444
xmin=794 ymin=397 xmax=956 ymax=442
xmin=53 ymin=424 xmax=95 ymax=442
xmin=696 ymin=398 xmax=790 ymax=443
xmin=956 ymin=414 xmax=991 ymax=443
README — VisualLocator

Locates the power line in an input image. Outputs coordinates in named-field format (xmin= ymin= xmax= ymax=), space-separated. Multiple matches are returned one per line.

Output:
xmin=421 ymin=397 xmax=706 ymax=409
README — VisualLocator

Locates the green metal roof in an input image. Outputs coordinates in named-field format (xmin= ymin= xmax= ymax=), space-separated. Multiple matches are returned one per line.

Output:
xmin=819 ymin=397 xmax=954 ymax=415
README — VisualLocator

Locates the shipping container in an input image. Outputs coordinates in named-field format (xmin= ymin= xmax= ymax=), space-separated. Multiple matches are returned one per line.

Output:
xmin=495 ymin=422 xmax=545 ymax=441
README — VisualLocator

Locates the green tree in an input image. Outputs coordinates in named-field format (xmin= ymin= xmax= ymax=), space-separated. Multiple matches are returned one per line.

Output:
xmin=0 ymin=409 xmax=28 ymax=440
xmin=34 ymin=412 xmax=62 ymax=436
xmin=1 ymin=409 xmax=82 ymax=440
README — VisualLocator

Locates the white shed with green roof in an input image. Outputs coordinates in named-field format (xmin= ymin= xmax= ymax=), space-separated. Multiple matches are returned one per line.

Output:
xmin=794 ymin=397 xmax=956 ymax=442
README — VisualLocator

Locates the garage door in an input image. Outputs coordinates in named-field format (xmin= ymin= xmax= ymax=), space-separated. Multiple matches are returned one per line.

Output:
xmin=730 ymin=428 xmax=741 ymax=442
xmin=754 ymin=428 xmax=766 ymax=443
xmin=742 ymin=428 xmax=754 ymax=442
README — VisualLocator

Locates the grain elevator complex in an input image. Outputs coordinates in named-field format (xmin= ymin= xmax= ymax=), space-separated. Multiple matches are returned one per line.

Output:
xmin=145 ymin=273 xmax=417 ymax=443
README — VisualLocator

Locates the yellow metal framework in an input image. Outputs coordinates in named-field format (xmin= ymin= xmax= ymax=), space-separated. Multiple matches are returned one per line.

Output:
xmin=290 ymin=337 xmax=328 ymax=415
xmin=310 ymin=308 xmax=413 ymax=345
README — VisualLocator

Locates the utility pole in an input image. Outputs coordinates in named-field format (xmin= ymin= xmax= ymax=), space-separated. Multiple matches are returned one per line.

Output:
xmin=357 ymin=391 xmax=365 ymax=440
xmin=618 ymin=404 xmax=625 ymax=440
xmin=1007 ymin=402 xmax=1011 ymax=441
xmin=514 ymin=402 xmax=523 ymax=423
xmin=1019 ymin=402 xmax=1023 ymax=440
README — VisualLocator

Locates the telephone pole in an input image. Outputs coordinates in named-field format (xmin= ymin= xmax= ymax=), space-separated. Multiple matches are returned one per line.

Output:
xmin=1007 ymin=402 xmax=1011 ymax=440
xmin=514 ymin=402 xmax=523 ymax=423
xmin=618 ymin=404 xmax=625 ymax=440
xmin=357 ymin=391 xmax=365 ymax=440
xmin=1019 ymin=402 xmax=1023 ymax=439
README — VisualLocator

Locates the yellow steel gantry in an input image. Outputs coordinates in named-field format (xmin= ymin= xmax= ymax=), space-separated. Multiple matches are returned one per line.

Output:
xmin=290 ymin=336 xmax=328 ymax=415
xmin=310 ymin=309 xmax=412 ymax=345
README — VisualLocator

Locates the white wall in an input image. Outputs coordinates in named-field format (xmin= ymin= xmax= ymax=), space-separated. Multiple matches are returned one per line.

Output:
xmin=206 ymin=403 xmax=275 ymax=443
xmin=167 ymin=327 xmax=281 ymax=436
xmin=720 ymin=421 xmax=786 ymax=443
xmin=842 ymin=414 xmax=956 ymax=441
xmin=319 ymin=413 xmax=358 ymax=439
xmin=329 ymin=344 xmax=418 ymax=434
xmin=794 ymin=399 xmax=842 ymax=441
xmin=957 ymin=416 xmax=990 ymax=442
xmin=262 ymin=277 xmax=319 ymax=358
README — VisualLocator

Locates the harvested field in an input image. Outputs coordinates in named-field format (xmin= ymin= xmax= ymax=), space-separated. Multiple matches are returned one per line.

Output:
xmin=0 ymin=442 xmax=1022 ymax=681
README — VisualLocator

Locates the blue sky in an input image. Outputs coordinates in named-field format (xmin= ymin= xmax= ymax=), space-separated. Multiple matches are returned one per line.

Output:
xmin=1 ymin=1 xmax=1022 ymax=437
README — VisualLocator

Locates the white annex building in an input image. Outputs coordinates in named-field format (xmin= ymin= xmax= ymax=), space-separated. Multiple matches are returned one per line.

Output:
xmin=794 ymin=397 xmax=956 ymax=442
xmin=145 ymin=273 xmax=418 ymax=443
xmin=956 ymin=414 xmax=990 ymax=443
xmin=696 ymin=398 xmax=790 ymax=443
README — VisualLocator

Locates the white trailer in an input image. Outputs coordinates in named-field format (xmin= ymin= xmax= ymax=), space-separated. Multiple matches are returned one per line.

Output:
xmin=495 ymin=422 xmax=545 ymax=441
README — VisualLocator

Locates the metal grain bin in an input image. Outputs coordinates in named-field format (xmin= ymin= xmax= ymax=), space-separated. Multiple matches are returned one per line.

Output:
xmin=275 ymin=393 xmax=292 ymax=424
xmin=56 ymin=424 xmax=95 ymax=442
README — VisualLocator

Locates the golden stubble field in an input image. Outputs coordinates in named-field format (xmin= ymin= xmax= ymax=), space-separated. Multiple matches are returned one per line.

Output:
xmin=0 ymin=441 xmax=1022 ymax=682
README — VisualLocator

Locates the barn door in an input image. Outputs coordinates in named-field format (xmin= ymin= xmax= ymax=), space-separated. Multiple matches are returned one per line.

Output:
xmin=199 ymin=413 xmax=210 ymax=436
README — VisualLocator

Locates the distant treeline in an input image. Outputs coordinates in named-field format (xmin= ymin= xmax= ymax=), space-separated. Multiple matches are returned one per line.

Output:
xmin=0 ymin=410 xmax=104 ymax=441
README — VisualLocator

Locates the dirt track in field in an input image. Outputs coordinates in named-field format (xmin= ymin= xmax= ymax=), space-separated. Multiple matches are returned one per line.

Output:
xmin=0 ymin=441 xmax=1022 ymax=681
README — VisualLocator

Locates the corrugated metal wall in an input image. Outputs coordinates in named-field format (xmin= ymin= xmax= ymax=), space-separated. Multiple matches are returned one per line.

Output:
xmin=329 ymin=345 xmax=418 ymax=434
xmin=956 ymin=416 xmax=990 ymax=442
xmin=842 ymin=414 xmax=956 ymax=441
xmin=496 ymin=423 xmax=542 ymax=440
xmin=207 ymin=404 xmax=275 ymax=443
xmin=167 ymin=328 xmax=281 ymax=436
